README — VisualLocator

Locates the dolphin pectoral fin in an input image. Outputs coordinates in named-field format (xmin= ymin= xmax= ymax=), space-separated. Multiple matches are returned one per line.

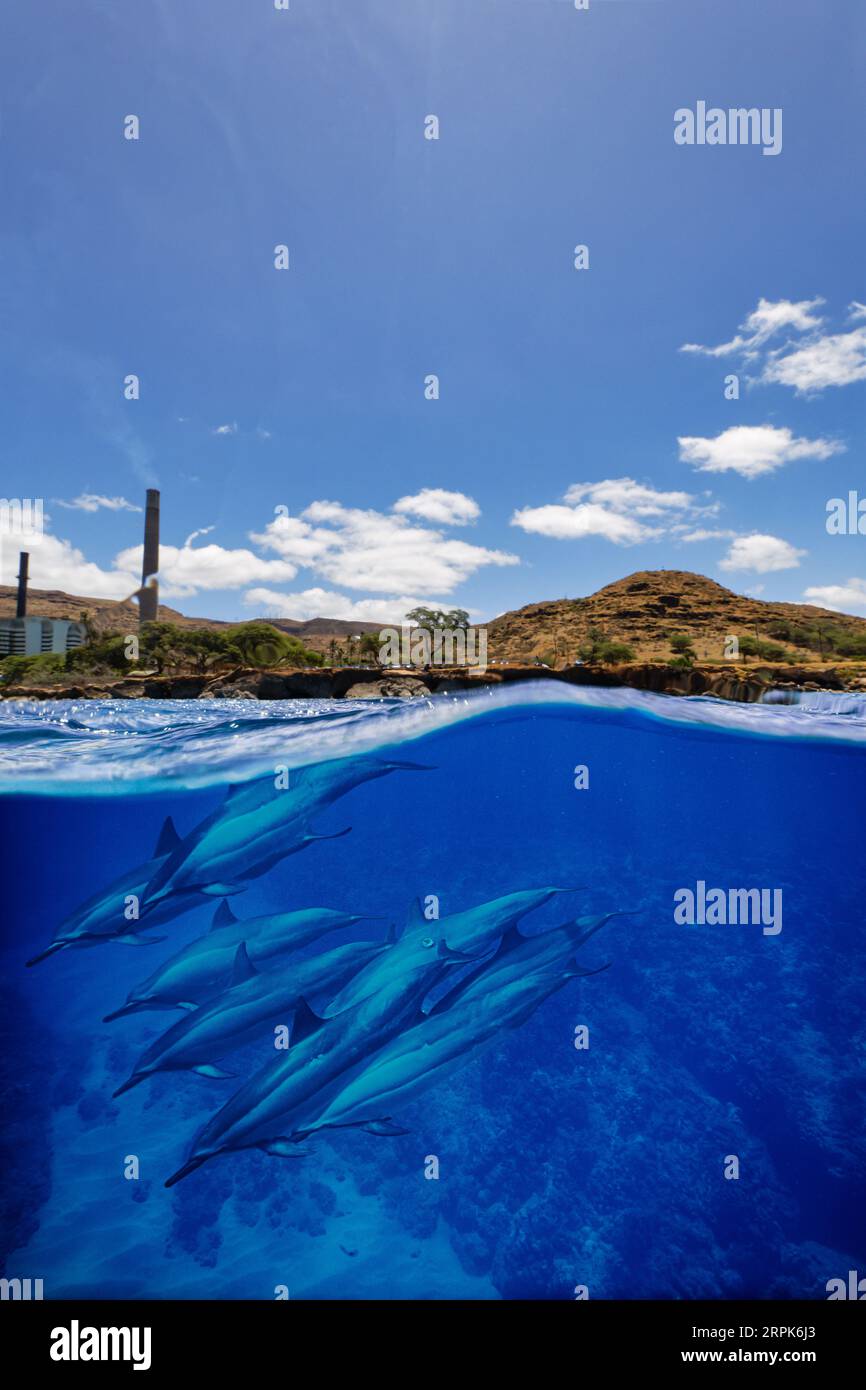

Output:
xmin=437 ymin=939 xmax=491 ymax=965
xmin=154 ymin=815 xmax=182 ymax=858
xmin=359 ymin=1118 xmax=411 ymax=1137
xmin=200 ymin=883 xmax=246 ymax=897
xmin=566 ymin=961 xmax=612 ymax=979
xmin=191 ymin=1064 xmax=237 ymax=1080
xmin=257 ymin=1138 xmax=306 ymax=1158
xmin=211 ymin=899 xmax=240 ymax=930
xmin=303 ymin=826 xmax=352 ymax=844
xmin=176 ymin=1001 xmax=198 ymax=1011
xmin=111 ymin=934 xmax=168 ymax=946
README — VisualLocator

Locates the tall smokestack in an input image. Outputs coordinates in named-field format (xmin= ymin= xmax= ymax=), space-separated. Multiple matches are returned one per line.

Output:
xmin=16 ymin=551 xmax=29 ymax=618
xmin=139 ymin=489 xmax=160 ymax=625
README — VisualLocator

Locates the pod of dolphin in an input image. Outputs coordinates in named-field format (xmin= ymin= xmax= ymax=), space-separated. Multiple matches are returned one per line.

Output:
xmin=27 ymin=752 xmax=622 ymax=1187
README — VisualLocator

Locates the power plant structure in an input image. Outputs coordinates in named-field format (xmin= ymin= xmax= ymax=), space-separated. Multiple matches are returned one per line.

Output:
xmin=0 ymin=549 xmax=86 ymax=657
xmin=1 ymin=487 xmax=160 ymax=656
xmin=139 ymin=487 xmax=160 ymax=625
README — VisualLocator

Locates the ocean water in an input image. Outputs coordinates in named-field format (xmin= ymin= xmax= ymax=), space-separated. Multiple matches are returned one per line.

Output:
xmin=1 ymin=683 xmax=864 ymax=1301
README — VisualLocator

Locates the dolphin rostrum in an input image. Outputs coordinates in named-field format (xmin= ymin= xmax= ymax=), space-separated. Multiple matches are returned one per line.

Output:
xmin=103 ymin=901 xmax=371 ymax=1021
xmin=138 ymin=755 xmax=431 ymax=913
xmin=26 ymin=817 xmax=198 ymax=966
xmin=112 ymin=936 xmax=391 ymax=1095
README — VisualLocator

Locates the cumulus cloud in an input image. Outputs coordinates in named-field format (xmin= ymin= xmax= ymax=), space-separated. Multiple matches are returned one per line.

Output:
xmin=0 ymin=532 xmax=139 ymax=599
xmin=53 ymin=494 xmax=142 ymax=513
xmin=678 ymin=425 xmax=843 ymax=479
xmin=680 ymin=297 xmax=824 ymax=359
xmin=511 ymin=477 xmax=713 ymax=546
xmin=244 ymin=588 xmax=437 ymax=624
xmin=253 ymin=500 xmax=517 ymax=594
xmin=847 ymin=302 xmax=866 ymax=322
xmin=114 ymin=541 xmax=298 ymax=598
xmin=762 ymin=328 xmax=866 ymax=393
xmin=802 ymin=578 xmax=866 ymax=615
xmin=392 ymin=488 xmax=480 ymax=526
xmin=718 ymin=534 xmax=806 ymax=573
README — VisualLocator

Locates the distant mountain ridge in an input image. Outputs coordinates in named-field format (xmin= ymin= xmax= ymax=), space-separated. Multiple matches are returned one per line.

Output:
xmin=0 ymin=585 xmax=381 ymax=655
xmin=3 ymin=570 xmax=866 ymax=665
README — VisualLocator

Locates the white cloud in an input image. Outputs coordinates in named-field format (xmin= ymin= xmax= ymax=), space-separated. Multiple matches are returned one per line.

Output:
xmin=678 ymin=424 xmax=843 ymax=479
xmin=677 ymin=527 xmax=738 ymax=543
xmin=719 ymin=534 xmax=806 ymax=573
xmin=114 ymin=541 xmax=299 ymax=598
xmin=53 ymin=494 xmax=142 ymax=513
xmin=511 ymin=477 xmax=714 ymax=546
xmin=0 ymin=531 xmax=139 ymax=599
xmin=680 ymin=297 xmax=824 ymax=359
xmin=393 ymin=488 xmax=480 ymax=526
xmin=762 ymin=328 xmax=866 ymax=393
xmin=244 ymin=587 xmax=436 ymax=624
xmin=212 ymin=422 xmax=238 ymax=436
xmin=802 ymin=578 xmax=866 ymax=615
xmin=253 ymin=500 xmax=517 ymax=594
xmin=847 ymin=302 xmax=866 ymax=323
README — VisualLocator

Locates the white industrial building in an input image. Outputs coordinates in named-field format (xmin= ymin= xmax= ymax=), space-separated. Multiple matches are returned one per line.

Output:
xmin=0 ymin=615 xmax=86 ymax=657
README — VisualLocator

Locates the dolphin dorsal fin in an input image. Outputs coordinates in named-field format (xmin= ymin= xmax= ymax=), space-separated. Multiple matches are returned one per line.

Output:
xmin=154 ymin=816 xmax=181 ymax=857
xmin=291 ymin=996 xmax=327 ymax=1045
xmin=230 ymin=942 xmax=257 ymax=986
xmin=211 ymin=899 xmax=239 ymax=931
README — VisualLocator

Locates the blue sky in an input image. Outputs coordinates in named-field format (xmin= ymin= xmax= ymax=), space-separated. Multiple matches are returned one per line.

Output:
xmin=2 ymin=0 xmax=864 ymax=622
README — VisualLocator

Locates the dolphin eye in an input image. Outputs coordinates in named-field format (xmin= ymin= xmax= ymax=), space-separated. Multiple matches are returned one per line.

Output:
xmin=421 ymin=936 xmax=434 ymax=948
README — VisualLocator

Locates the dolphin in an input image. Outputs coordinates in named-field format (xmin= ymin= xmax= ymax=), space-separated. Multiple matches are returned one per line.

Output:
xmin=163 ymin=889 xmax=577 ymax=1185
xmin=138 ymin=755 xmax=430 ymax=914
xmin=112 ymin=936 xmax=392 ymax=1095
xmin=163 ymin=967 xmax=436 ymax=1185
xmin=321 ymin=887 xmax=577 ymax=1018
xmin=25 ymin=817 xmax=199 ymax=966
xmin=429 ymin=911 xmax=626 ymax=1014
xmin=103 ymin=900 xmax=371 ymax=1021
xmin=288 ymin=921 xmax=619 ymax=1143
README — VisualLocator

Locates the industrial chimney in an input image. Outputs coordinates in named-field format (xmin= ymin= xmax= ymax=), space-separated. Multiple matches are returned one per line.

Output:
xmin=16 ymin=551 xmax=29 ymax=618
xmin=139 ymin=489 xmax=160 ymax=625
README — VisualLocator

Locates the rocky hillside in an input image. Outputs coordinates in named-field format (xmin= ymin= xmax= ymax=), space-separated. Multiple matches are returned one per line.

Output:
xmin=486 ymin=570 xmax=866 ymax=665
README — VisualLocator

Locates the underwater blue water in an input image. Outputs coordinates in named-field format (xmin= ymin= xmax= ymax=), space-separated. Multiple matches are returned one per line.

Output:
xmin=1 ymin=684 xmax=864 ymax=1300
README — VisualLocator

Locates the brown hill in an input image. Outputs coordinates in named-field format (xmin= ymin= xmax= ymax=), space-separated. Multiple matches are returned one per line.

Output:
xmin=486 ymin=570 xmax=866 ymax=665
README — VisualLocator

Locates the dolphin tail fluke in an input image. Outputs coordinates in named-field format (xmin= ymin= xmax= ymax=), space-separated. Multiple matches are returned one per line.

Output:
xmin=164 ymin=1154 xmax=210 ymax=1188
xmin=113 ymin=1073 xmax=148 ymax=1098
xmin=25 ymin=941 xmax=67 ymax=966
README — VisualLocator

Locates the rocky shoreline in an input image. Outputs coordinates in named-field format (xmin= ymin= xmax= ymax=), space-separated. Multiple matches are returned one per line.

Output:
xmin=3 ymin=661 xmax=864 ymax=704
